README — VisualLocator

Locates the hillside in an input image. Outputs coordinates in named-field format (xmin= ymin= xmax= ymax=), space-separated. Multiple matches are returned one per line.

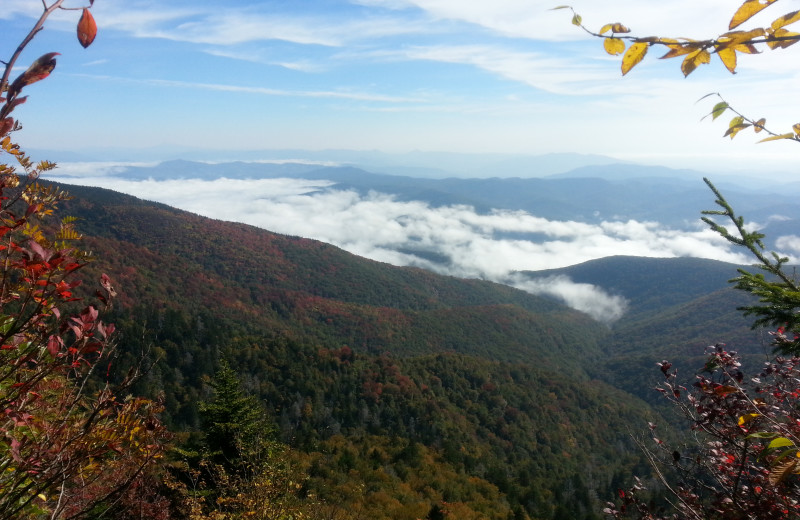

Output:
xmin=56 ymin=183 xmax=658 ymax=519
xmin=63 ymin=184 xmax=604 ymax=366
xmin=49 ymin=182 xmax=778 ymax=519
xmin=524 ymin=256 xmax=747 ymax=321
xmin=524 ymin=256 xmax=769 ymax=406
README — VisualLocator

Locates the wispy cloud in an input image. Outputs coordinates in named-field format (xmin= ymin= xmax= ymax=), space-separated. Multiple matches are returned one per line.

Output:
xmin=201 ymin=49 xmax=328 ymax=73
xmin=353 ymin=0 xmax=761 ymax=41
xmin=73 ymin=74 xmax=427 ymax=103
xmin=0 ymin=0 xmax=41 ymax=19
xmin=93 ymin=2 xmax=436 ymax=47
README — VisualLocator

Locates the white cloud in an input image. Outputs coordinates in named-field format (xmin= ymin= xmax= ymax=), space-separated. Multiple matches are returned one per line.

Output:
xmin=0 ymin=0 xmax=42 ymax=19
xmin=50 ymin=173 xmax=752 ymax=321
xmin=775 ymin=235 xmax=800 ymax=258
xmin=509 ymin=274 xmax=628 ymax=324
xmin=354 ymin=0 xmax=773 ymax=42
xmin=92 ymin=2 xmax=436 ymax=47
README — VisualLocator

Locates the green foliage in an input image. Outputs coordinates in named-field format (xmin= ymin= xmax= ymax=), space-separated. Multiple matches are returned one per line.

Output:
xmin=198 ymin=359 xmax=276 ymax=472
xmin=701 ymin=178 xmax=800 ymax=355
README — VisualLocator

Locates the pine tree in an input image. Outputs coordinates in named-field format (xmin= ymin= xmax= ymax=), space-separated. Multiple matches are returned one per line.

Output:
xmin=198 ymin=359 xmax=275 ymax=472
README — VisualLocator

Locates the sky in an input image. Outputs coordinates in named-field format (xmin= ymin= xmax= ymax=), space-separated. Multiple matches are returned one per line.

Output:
xmin=4 ymin=1 xmax=800 ymax=322
xmin=2 ymin=0 xmax=800 ymax=174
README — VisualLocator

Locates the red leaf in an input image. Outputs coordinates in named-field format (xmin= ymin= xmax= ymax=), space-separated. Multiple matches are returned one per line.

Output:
xmin=0 ymin=118 xmax=13 ymax=137
xmin=77 ymin=9 xmax=97 ymax=48
xmin=7 ymin=53 xmax=59 ymax=99
xmin=9 ymin=438 xmax=22 ymax=462
xmin=100 ymin=273 xmax=116 ymax=297
xmin=47 ymin=335 xmax=63 ymax=357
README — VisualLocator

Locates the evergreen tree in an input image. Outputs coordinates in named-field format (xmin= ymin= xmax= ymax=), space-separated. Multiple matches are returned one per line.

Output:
xmin=199 ymin=359 xmax=275 ymax=472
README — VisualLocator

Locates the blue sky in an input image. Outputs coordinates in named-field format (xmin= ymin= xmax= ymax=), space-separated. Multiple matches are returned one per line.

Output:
xmin=7 ymin=0 xmax=800 ymax=319
xmin=3 ymin=0 xmax=800 ymax=174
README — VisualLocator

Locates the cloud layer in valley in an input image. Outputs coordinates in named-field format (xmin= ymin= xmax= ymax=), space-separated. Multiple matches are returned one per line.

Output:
xmin=51 ymin=173 xmax=752 ymax=322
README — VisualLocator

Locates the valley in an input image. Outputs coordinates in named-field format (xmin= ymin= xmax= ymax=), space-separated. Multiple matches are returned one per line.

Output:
xmin=47 ymin=167 xmax=772 ymax=519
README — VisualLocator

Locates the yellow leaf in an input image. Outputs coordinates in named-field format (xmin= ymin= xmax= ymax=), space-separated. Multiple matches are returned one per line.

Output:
xmin=737 ymin=413 xmax=760 ymax=426
xmin=611 ymin=23 xmax=630 ymax=33
xmin=604 ymin=37 xmax=626 ymax=56
xmin=723 ymin=116 xmax=749 ymax=139
xmin=754 ymin=118 xmax=766 ymax=132
xmin=767 ymin=28 xmax=800 ymax=49
xmin=757 ymin=132 xmax=794 ymax=143
xmin=733 ymin=43 xmax=760 ymax=54
xmin=729 ymin=115 xmax=745 ymax=128
xmin=720 ymin=28 xmax=767 ymax=44
xmin=681 ymin=48 xmax=711 ymax=77
xmin=660 ymin=43 xmax=700 ymax=60
xmin=599 ymin=23 xmax=613 ymax=35
xmin=771 ymin=9 xmax=800 ymax=30
xmin=793 ymin=123 xmax=800 ymax=135
xmin=730 ymin=0 xmax=779 ymax=30
xmin=572 ymin=13 xmax=582 ymax=26
xmin=621 ymin=42 xmax=648 ymax=75
xmin=716 ymin=46 xmax=737 ymax=73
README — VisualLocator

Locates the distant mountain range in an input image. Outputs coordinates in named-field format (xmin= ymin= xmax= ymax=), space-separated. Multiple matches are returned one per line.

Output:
xmin=39 ymin=149 xmax=627 ymax=178
xmin=55 ymin=158 xmax=800 ymax=242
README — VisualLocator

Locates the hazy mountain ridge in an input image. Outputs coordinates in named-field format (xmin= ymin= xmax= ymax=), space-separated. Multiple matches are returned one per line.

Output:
xmin=522 ymin=256 xmax=746 ymax=321
xmin=84 ymin=159 xmax=800 ymax=236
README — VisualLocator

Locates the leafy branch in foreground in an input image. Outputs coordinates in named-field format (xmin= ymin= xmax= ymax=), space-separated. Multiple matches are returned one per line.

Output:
xmin=553 ymin=1 xmax=800 ymax=77
xmin=555 ymin=1 xmax=800 ymax=145
xmin=606 ymin=347 xmax=800 ymax=520
xmin=1 ymin=1 xmax=98 ymax=138
xmin=0 ymin=3 xmax=175 ymax=519
xmin=699 ymin=93 xmax=800 ymax=144
xmin=605 ymin=182 xmax=800 ymax=519
xmin=701 ymin=178 xmax=800 ymax=356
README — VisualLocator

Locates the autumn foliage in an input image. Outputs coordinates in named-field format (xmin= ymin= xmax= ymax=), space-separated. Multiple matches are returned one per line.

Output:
xmin=557 ymin=0 xmax=800 ymax=144
xmin=601 ymin=188 xmax=800 ymax=517
xmin=0 ymin=2 xmax=173 ymax=519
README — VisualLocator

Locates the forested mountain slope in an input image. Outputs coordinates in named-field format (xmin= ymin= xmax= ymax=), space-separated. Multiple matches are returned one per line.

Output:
xmin=56 ymin=183 xmax=658 ymax=519
xmin=525 ymin=256 xmax=768 ymax=406
xmin=48 ymin=182 xmax=777 ymax=519
xmin=63 ymin=184 xmax=605 ymax=366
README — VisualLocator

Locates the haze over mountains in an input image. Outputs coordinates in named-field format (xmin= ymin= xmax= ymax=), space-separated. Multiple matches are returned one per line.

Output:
xmin=45 ymin=151 xmax=800 ymax=323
